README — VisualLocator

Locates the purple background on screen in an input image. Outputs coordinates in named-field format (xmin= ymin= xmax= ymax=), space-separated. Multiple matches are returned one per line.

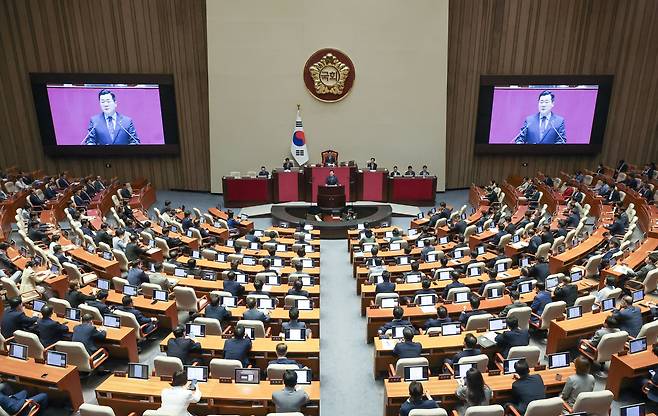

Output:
xmin=47 ymin=86 xmax=165 ymax=145
xmin=488 ymin=87 xmax=598 ymax=144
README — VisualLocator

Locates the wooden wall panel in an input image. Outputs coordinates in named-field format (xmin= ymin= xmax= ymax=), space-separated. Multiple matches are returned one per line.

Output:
xmin=0 ymin=0 xmax=209 ymax=191
xmin=447 ymin=0 xmax=658 ymax=188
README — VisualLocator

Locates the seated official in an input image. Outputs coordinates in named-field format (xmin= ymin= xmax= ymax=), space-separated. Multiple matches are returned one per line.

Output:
xmin=499 ymin=290 xmax=526 ymax=317
xmin=560 ymin=356 xmax=595 ymax=407
xmin=477 ymin=269 xmax=499 ymax=296
xmin=258 ymin=166 xmax=269 ymax=178
xmin=553 ymin=275 xmax=577 ymax=307
xmin=455 ymin=368 xmax=492 ymax=412
xmin=204 ymin=294 xmax=232 ymax=323
xmin=223 ymin=270 xmax=246 ymax=297
xmin=325 ymin=170 xmax=338 ymax=185
xmin=86 ymin=290 xmax=113 ymax=316
xmin=0 ymin=388 xmax=48 ymax=416
xmin=243 ymin=297 xmax=270 ymax=323
xmin=287 ymin=280 xmax=309 ymax=298
xmin=127 ymin=260 xmax=149 ymax=287
xmin=66 ymin=281 xmax=97 ymax=308
xmin=167 ymin=326 xmax=202 ymax=365
xmin=587 ymin=315 xmax=620 ymax=347
xmin=393 ymin=328 xmax=422 ymax=359
xmin=282 ymin=307 xmax=307 ymax=332
xmin=283 ymin=157 xmax=294 ymax=170
xmin=324 ymin=153 xmax=337 ymax=166
xmin=414 ymin=279 xmax=438 ymax=300
xmin=268 ymin=342 xmax=303 ymax=368
xmin=494 ymin=316 xmax=530 ymax=357
xmin=399 ymin=381 xmax=438 ymax=416
xmin=404 ymin=166 xmax=415 ymax=177
xmin=119 ymin=183 xmax=132 ymax=199
xmin=157 ymin=369 xmax=201 ymax=416
xmin=223 ymin=326 xmax=252 ymax=366
xmin=606 ymin=212 xmax=626 ymax=235
xmin=125 ymin=234 xmax=147 ymax=262
xmin=527 ymin=257 xmax=550 ymax=282
xmin=442 ymin=272 xmax=466 ymax=300
xmin=630 ymin=253 xmax=657 ymax=282
xmin=447 ymin=333 xmax=481 ymax=366
xmin=148 ymin=262 xmax=173 ymax=291
xmin=94 ymin=223 xmax=113 ymax=247
xmin=117 ymin=295 xmax=158 ymax=333
xmin=419 ymin=165 xmax=431 ymax=177
xmin=526 ymin=229 xmax=543 ymax=254
xmin=612 ymin=295 xmax=643 ymax=337
xmin=272 ymin=370 xmax=310 ymax=413
xmin=244 ymin=229 xmax=259 ymax=243
xmin=366 ymin=157 xmax=377 ymax=170
xmin=378 ymin=306 xmax=417 ymax=335
xmin=249 ymin=279 xmax=270 ymax=297
xmin=458 ymin=296 xmax=487 ymax=326
xmin=359 ymin=229 xmax=376 ymax=245
xmin=509 ymin=359 xmax=546 ymax=414
xmin=423 ymin=306 xmax=451 ymax=331
xmin=36 ymin=305 xmax=68 ymax=347
xmin=389 ymin=166 xmax=402 ymax=178
xmin=72 ymin=313 xmax=107 ymax=354
xmin=375 ymin=271 xmax=396 ymax=294
xmin=112 ymin=228 xmax=127 ymax=252
xmin=530 ymin=281 xmax=551 ymax=319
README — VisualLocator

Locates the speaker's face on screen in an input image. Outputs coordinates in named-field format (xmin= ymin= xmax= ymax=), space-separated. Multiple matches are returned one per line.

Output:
xmin=537 ymin=95 xmax=554 ymax=116
xmin=99 ymin=93 xmax=117 ymax=116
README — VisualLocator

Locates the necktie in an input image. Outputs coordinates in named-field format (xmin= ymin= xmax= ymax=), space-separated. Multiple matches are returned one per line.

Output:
xmin=540 ymin=116 xmax=547 ymax=138
xmin=108 ymin=116 xmax=115 ymax=138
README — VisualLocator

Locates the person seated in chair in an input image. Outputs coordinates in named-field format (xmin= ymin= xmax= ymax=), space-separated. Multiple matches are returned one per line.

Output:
xmin=272 ymin=370 xmax=310 ymax=413
xmin=223 ymin=270 xmax=245 ymax=297
xmin=243 ymin=297 xmax=270 ymax=323
xmin=0 ymin=388 xmax=48 ymax=416
xmin=366 ymin=157 xmax=377 ymax=170
xmin=399 ymin=381 xmax=438 ymax=416
xmin=223 ymin=326 xmax=251 ymax=366
xmin=509 ymin=359 xmax=545 ymax=414
xmin=204 ymin=294 xmax=232 ymax=323
xmin=287 ymin=279 xmax=309 ymax=298
xmin=268 ymin=342 xmax=303 ymax=367
xmin=324 ymin=153 xmax=337 ymax=166
xmin=86 ymin=289 xmax=113 ymax=316
xmin=117 ymin=295 xmax=157 ymax=333
xmin=389 ymin=166 xmax=402 ymax=178
xmin=414 ymin=279 xmax=438 ymax=299
xmin=378 ymin=306 xmax=417 ymax=335
xmin=478 ymin=269 xmax=499 ymax=296
xmin=66 ymin=281 xmax=97 ymax=308
xmin=459 ymin=295 xmax=487 ymax=326
xmin=612 ymin=295 xmax=643 ymax=337
xmin=283 ymin=158 xmax=294 ymax=170
xmin=282 ymin=307 xmax=307 ymax=332
xmin=553 ymin=275 xmax=577 ymax=307
xmin=36 ymin=305 xmax=69 ymax=347
xmin=375 ymin=270 xmax=396 ymax=294
xmin=499 ymin=290 xmax=527 ymax=317
xmin=404 ymin=166 xmax=415 ymax=177
xmin=257 ymin=166 xmax=269 ymax=178
xmin=419 ymin=165 xmax=431 ymax=177
xmin=442 ymin=271 xmax=466 ymax=299
xmin=392 ymin=327 xmax=422 ymax=359
xmin=423 ymin=306 xmax=452 ymax=331
xmin=72 ymin=313 xmax=106 ymax=354
xmin=167 ymin=325 xmax=202 ymax=365
xmin=494 ymin=316 xmax=530 ymax=357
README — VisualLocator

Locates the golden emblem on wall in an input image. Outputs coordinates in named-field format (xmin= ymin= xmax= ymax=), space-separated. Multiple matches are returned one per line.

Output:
xmin=309 ymin=53 xmax=350 ymax=95
xmin=303 ymin=48 xmax=356 ymax=103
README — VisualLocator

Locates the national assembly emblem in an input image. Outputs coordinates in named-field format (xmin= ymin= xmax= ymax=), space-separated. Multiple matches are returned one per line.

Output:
xmin=303 ymin=48 xmax=355 ymax=102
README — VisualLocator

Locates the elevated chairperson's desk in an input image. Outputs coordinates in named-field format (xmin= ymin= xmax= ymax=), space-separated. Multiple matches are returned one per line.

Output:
xmin=304 ymin=165 xmax=356 ymax=202
xmin=607 ymin=349 xmax=658 ymax=399
xmin=222 ymin=177 xmax=272 ymax=207
xmin=358 ymin=169 xmax=388 ymax=202
xmin=384 ymin=365 xmax=575 ymax=416
xmin=0 ymin=355 xmax=83 ymax=410
xmin=272 ymin=169 xmax=305 ymax=202
xmin=388 ymin=176 xmax=436 ymax=206
xmin=96 ymin=376 xmax=320 ymax=416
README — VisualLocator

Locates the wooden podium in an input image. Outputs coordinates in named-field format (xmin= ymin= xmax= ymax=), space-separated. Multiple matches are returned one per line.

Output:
xmin=317 ymin=185 xmax=346 ymax=209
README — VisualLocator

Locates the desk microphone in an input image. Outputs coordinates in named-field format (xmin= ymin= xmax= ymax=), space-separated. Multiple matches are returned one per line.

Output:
xmin=511 ymin=125 xmax=528 ymax=144
xmin=81 ymin=125 xmax=96 ymax=145
xmin=550 ymin=121 xmax=565 ymax=144
xmin=117 ymin=120 xmax=140 ymax=144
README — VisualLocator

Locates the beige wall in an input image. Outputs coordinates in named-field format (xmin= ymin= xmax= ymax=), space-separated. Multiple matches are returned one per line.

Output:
xmin=207 ymin=0 xmax=448 ymax=193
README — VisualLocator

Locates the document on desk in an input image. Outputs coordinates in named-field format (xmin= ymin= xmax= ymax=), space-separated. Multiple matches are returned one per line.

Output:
xmin=612 ymin=265 xmax=634 ymax=274
xmin=380 ymin=339 xmax=398 ymax=350
xmin=512 ymin=242 xmax=528 ymax=249
xmin=420 ymin=306 xmax=437 ymax=314
xmin=477 ymin=332 xmax=498 ymax=348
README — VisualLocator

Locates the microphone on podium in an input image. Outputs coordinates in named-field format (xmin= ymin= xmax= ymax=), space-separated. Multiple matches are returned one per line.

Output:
xmin=81 ymin=125 xmax=96 ymax=145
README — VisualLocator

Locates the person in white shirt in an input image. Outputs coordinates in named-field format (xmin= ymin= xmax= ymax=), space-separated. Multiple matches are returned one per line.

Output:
xmin=112 ymin=229 xmax=128 ymax=252
xmin=157 ymin=370 xmax=201 ymax=416
xmin=595 ymin=276 xmax=618 ymax=306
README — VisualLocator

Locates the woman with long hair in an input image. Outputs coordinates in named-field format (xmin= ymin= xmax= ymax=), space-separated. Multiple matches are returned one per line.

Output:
xmin=455 ymin=367 xmax=492 ymax=413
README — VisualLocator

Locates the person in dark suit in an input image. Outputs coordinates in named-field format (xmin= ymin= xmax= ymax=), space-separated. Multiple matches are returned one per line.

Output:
xmin=72 ymin=313 xmax=107 ymax=354
xmin=167 ymin=326 xmax=202 ymax=365
xmin=0 ymin=297 xmax=38 ymax=338
xmin=375 ymin=271 xmax=396 ymax=294
xmin=442 ymin=272 xmax=466 ymax=299
xmin=28 ymin=222 xmax=48 ymax=244
xmin=530 ymin=281 xmax=552 ymax=318
xmin=127 ymin=261 xmax=149 ymax=287
xmin=606 ymin=186 xmax=621 ymax=204
xmin=86 ymin=290 xmax=113 ymax=316
xmin=36 ymin=305 xmax=69 ymax=347
xmin=555 ymin=219 xmax=568 ymax=238
xmin=491 ymin=224 xmax=507 ymax=247
xmin=423 ymin=306 xmax=451 ymax=330
xmin=223 ymin=326 xmax=252 ymax=366
xmin=526 ymin=229 xmax=543 ymax=254
xmin=56 ymin=173 xmax=69 ymax=189
xmin=66 ymin=281 xmax=97 ymax=308
xmin=404 ymin=166 xmax=415 ymax=177
xmin=389 ymin=166 xmax=402 ymax=178
xmin=119 ymin=183 xmax=132 ymax=199
xmin=447 ymin=334 xmax=481 ymax=365
xmin=527 ymin=257 xmax=550 ymax=282
xmin=287 ymin=280 xmax=309 ymax=298
xmin=83 ymin=89 xmax=140 ymax=145
xmin=268 ymin=343 xmax=303 ymax=367
xmin=393 ymin=328 xmax=422 ymax=359
xmin=459 ymin=296 xmax=487 ymax=326
xmin=378 ymin=306 xmax=417 ymax=335
xmin=243 ymin=298 xmax=270 ymax=323
xmin=613 ymin=295 xmax=643 ymax=337
xmin=28 ymin=191 xmax=45 ymax=208
xmin=282 ymin=307 xmax=307 ymax=332
xmin=540 ymin=224 xmax=554 ymax=245
xmin=181 ymin=211 xmax=193 ymax=232
xmin=399 ymin=382 xmax=438 ymax=416
xmin=223 ymin=271 xmax=246 ymax=297
xmin=125 ymin=234 xmax=147 ymax=262
xmin=553 ymin=275 xmax=577 ymax=306
xmin=325 ymin=170 xmax=338 ymax=186
xmin=0 ymin=389 xmax=48 ymax=415
xmin=514 ymin=90 xmax=566 ymax=144
xmin=366 ymin=158 xmax=377 ymax=170
xmin=606 ymin=212 xmax=626 ymax=236
xmin=283 ymin=158 xmax=294 ymax=170
xmin=43 ymin=182 xmax=58 ymax=200
xmin=257 ymin=166 xmax=269 ymax=178
xmin=450 ymin=218 xmax=468 ymax=236
xmin=494 ymin=316 xmax=530 ymax=357
xmin=478 ymin=269 xmax=499 ymax=296
xmin=204 ymin=294 xmax=232 ymax=323
xmin=509 ymin=359 xmax=546 ymax=414
xmin=414 ymin=279 xmax=438 ymax=299
xmin=117 ymin=295 xmax=157 ymax=333
xmin=94 ymin=223 xmax=113 ymax=246
xmin=324 ymin=153 xmax=336 ymax=166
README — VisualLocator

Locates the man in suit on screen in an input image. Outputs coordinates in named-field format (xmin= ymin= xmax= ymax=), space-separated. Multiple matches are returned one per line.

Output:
xmin=514 ymin=90 xmax=566 ymax=144
xmin=83 ymin=89 xmax=140 ymax=145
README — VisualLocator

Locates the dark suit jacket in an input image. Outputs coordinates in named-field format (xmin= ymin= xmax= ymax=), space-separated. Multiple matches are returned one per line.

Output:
xmin=205 ymin=304 xmax=232 ymax=322
xmin=442 ymin=281 xmax=466 ymax=299
xmin=94 ymin=230 xmax=113 ymax=246
xmin=67 ymin=289 xmax=96 ymax=308
xmin=553 ymin=284 xmax=577 ymax=306
xmin=167 ymin=337 xmax=202 ymax=365
xmin=607 ymin=220 xmax=625 ymax=236
xmin=224 ymin=338 xmax=252 ymax=366
xmin=37 ymin=317 xmax=69 ymax=347
xmin=423 ymin=317 xmax=452 ymax=330
xmin=375 ymin=281 xmax=396 ymax=294
xmin=494 ymin=329 xmax=530 ymax=356
xmin=223 ymin=280 xmax=245 ymax=297
xmin=515 ymin=113 xmax=566 ymax=144
xmin=527 ymin=235 xmax=543 ymax=254
xmin=393 ymin=340 xmax=422 ymax=359
xmin=528 ymin=262 xmax=550 ymax=282
xmin=243 ymin=308 xmax=270 ymax=323
xmin=117 ymin=306 xmax=151 ymax=326
xmin=84 ymin=113 xmax=140 ymax=145
xmin=86 ymin=300 xmax=112 ymax=316
xmin=72 ymin=322 xmax=106 ymax=354
xmin=127 ymin=268 xmax=149 ymax=286
xmin=511 ymin=375 xmax=546 ymax=413
xmin=125 ymin=243 xmax=146 ymax=262
xmin=613 ymin=306 xmax=643 ymax=337
xmin=325 ymin=175 xmax=338 ymax=185
xmin=451 ymin=348 xmax=482 ymax=364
